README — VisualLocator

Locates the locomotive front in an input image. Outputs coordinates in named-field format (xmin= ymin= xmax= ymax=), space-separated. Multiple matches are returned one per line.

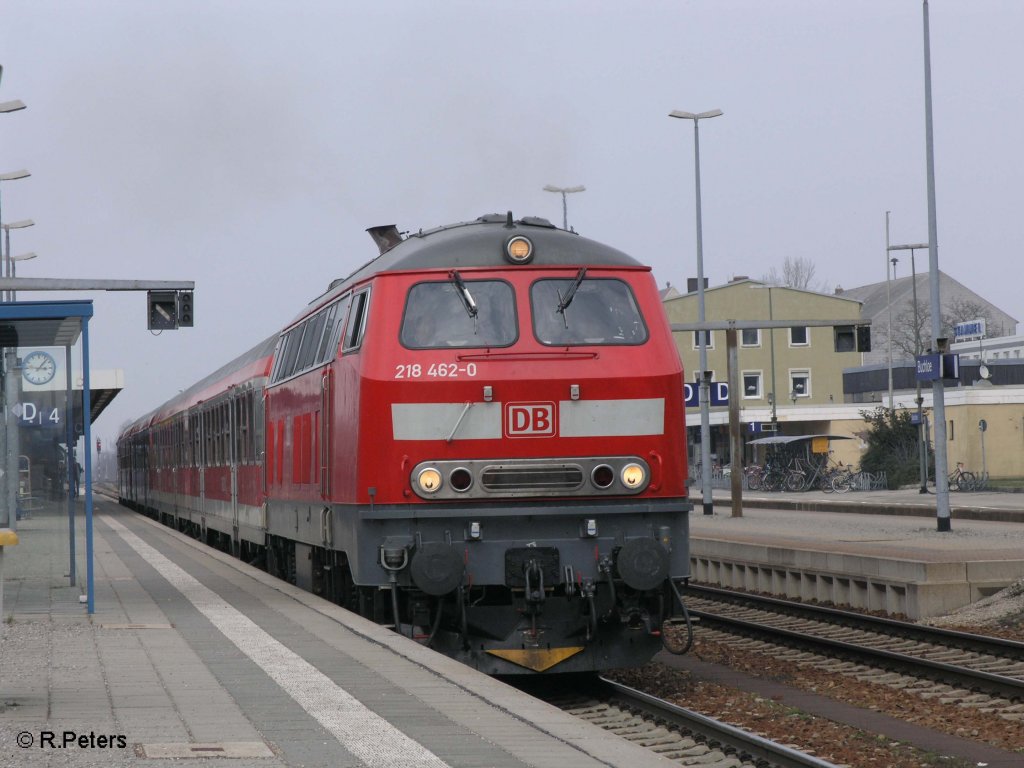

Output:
xmin=353 ymin=215 xmax=692 ymax=674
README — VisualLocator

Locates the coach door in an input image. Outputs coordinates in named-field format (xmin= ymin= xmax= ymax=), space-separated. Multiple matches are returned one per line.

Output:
xmin=230 ymin=393 xmax=240 ymax=551
xmin=320 ymin=369 xmax=331 ymax=499
xmin=199 ymin=406 xmax=208 ymax=522
xmin=188 ymin=408 xmax=201 ymax=522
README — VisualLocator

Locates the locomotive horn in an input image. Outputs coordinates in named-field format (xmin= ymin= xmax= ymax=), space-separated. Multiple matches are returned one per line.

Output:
xmin=366 ymin=224 xmax=403 ymax=254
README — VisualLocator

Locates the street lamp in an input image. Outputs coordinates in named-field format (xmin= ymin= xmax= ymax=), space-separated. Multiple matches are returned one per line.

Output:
xmin=922 ymin=0 xmax=951 ymax=532
xmin=670 ymin=108 xmax=722 ymax=516
xmin=0 ymin=90 xmax=28 ymax=536
xmin=0 ymin=100 xmax=26 ymax=115
xmin=888 ymin=242 xmax=929 ymax=494
xmin=0 ymin=172 xmax=31 ymax=302
xmin=9 ymin=252 xmax=37 ymax=301
xmin=2 ymin=219 xmax=34 ymax=302
xmin=542 ymin=184 xmax=585 ymax=231
xmin=888 ymin=248 xmax=898 ymax=411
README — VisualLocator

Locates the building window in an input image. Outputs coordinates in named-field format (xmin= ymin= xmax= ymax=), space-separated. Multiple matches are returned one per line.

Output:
xmin=790 ymin=370 xmax=810 ymax=400
xmin=789 ymin=326 xmax=808 ymax=346
xmin=742 ymin=371 xmax=762 ymax=399
xmin=741 ymin=328 xmax=760 ymax=347
xmin=692 ymin=330 xmax=715 ymax=350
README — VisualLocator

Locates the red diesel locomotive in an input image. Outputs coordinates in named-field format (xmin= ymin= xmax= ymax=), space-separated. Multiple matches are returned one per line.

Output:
xmin=118 ymin=213 xmax=693 ymax=674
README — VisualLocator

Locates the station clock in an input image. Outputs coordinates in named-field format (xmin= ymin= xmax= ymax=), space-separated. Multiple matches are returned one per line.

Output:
xmin=22 ymin=350 xmax=57 ymax=385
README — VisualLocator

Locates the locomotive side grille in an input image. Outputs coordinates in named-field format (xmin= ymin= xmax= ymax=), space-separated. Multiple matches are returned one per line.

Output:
xmin=480 ymin=465 xmax=584 ymax=492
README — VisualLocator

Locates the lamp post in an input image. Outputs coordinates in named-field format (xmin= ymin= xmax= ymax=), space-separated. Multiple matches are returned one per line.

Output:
xmin=888 ymin=242 xmax=929 ymax=494
xmin=888 ymin=250 xmax=898 ymax=410
xmin=885 ymin=211 xmax=894 ymax=411
xmin=3 ymin=219 xmax=34 ymax=302
xmin=0 ymin=171 xmax=31 ymax=304
xmin=922 ymin=0 xmax=951 ymax=532
xmin=542 ymin=184 xmax=585 ymax=231
xmin=670 ymin=108 xmax=722 ymax=516
xmin=0 ymin=93 xmax=29 ymax=534
xmin=9 ymin=252 xmax=37 ymax=302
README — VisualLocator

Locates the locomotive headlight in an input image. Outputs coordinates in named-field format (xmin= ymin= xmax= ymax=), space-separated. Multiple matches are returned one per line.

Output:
xmin=620 ymin=462 xmax=647 ymax=490
xmin=504 ymin=235 xmax=534 ymax=264
xmin=416 ymin=467 xmax=443 ymax=494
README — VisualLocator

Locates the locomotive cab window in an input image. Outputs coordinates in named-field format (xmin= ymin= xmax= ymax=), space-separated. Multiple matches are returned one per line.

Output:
xmin=400 ymin=279 xmax=517 ymax=349
xmin=343 ymin=289 xmax=370 ymax=353
xmin=531 ymin=277 xmax=648 ymax=346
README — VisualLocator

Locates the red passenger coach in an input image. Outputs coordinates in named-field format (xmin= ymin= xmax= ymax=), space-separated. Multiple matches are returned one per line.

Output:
xmin=119 ymin=213 xmax=694 ymax=674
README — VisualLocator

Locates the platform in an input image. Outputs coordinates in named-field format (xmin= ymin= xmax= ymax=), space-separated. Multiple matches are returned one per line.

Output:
xmin=0 ymin=497 xmax=672 ymax=767
xmin=693 ymin=489 xmax=1024 ymax=618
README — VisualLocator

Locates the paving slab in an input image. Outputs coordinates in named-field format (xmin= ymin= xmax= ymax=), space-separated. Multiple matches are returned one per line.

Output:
xmin=1 ymin=497 xmax=673 ymax=767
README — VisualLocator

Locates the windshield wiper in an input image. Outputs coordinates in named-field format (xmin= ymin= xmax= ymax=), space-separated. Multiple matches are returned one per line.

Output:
xmin=556 ymin=267 xmax=587 ymax=325
xmin=449 ymin=270 xmax=478 ymax=320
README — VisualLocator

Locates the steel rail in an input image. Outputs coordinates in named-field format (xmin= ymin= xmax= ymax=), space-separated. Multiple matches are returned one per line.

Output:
xmin=685 ymin=585 xmax=1024 ymax=701
xmin=599 ymin=677 xmax=843 ymax=768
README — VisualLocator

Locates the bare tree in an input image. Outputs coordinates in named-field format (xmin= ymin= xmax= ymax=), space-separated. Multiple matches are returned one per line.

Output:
xmin=761 ymin=256 xmax=827 ymax=292
xmin=886 ymin=298 xmax=931 ymax=359
xmin=884 ymin=296 xmax=993 ymax=359
xmin=942 ymin=297 xmax=995 ymax=337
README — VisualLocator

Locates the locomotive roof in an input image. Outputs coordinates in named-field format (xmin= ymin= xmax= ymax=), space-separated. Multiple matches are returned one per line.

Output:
xmin=309 ymin=213 xmax=644 ymax=311
xmin=121 ymin=215 xmax=646 ymax=440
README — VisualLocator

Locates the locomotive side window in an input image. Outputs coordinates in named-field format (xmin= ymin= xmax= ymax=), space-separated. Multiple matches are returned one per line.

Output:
xmin=320 ymin=295 xmax=350 ymax=361
xmin=400 ymin=280 xmax=517 ymax=349
xmin=271 ymin=297 xmax=349 ymax=384
xmin=531 ymin=277 xmax=648 ymax=346
xmin=343 ymin=289 xmax=370 ymax=352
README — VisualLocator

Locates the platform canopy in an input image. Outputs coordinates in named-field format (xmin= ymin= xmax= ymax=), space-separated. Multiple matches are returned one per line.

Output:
xmin=0 ymin=300 xmax=120 ymax=423
xmin=0 ymin=300 xmax=90 ymax=346
xmin=747 ymin=434 xmax=853 ymax=446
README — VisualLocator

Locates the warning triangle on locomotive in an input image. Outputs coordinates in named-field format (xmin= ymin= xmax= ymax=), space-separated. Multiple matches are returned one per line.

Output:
xmin=118 ymin=212 xmax=694 ymax=675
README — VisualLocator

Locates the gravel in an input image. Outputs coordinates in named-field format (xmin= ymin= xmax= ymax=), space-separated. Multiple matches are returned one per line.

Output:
xmin=610 ymin=588 xmax=1024 ymax=768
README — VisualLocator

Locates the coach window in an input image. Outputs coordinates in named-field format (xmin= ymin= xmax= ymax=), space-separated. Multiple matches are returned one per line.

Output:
xmin=343 ymin=289 xmax=371 ymax=353
xmin=532 ymin=277 xmax=647 ymax=346
xmin=401 ymin=280 xmax=516 ymax=348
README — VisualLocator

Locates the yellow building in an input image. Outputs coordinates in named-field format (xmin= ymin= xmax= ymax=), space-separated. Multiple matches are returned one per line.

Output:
xmin=662 ymin=279 xmax=1024 ymax=481
xmin=662 ymin=278 xmax=865 ymax=467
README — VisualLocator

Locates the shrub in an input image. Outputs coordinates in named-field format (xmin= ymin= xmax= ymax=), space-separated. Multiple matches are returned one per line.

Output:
xmin=859 ymin=407 xmax=931 ymax=489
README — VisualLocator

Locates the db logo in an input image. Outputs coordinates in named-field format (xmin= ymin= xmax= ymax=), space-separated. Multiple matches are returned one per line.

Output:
xmin=504 ymin=402 xmax=556 ymax=438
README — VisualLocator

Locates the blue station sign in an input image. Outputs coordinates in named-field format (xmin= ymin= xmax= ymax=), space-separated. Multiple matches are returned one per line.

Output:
xmin=916 ymin=353 xmax=959 ymax=382
xmin=916 ymin=354 xmax=941 ymax=381
xmin=684 ymin=381 xmax=729 ymax=408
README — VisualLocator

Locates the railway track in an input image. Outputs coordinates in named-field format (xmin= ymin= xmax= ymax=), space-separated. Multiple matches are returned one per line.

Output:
xmin=544 ymin=678 xmax=842 ymax=768
xmin=683 ymin=583 xmax=1024 ymax=719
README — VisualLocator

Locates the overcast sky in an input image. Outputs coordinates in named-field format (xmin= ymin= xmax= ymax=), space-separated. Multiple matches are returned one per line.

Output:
xmin=2 ymin=1 xmax=1022 ymax=446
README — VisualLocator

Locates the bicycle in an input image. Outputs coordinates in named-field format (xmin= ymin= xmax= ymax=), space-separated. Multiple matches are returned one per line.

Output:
xmin=948 ymin=462 xmax=977 ymax=492
xmin=744 ymin=464 xmax=765 ymax=491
